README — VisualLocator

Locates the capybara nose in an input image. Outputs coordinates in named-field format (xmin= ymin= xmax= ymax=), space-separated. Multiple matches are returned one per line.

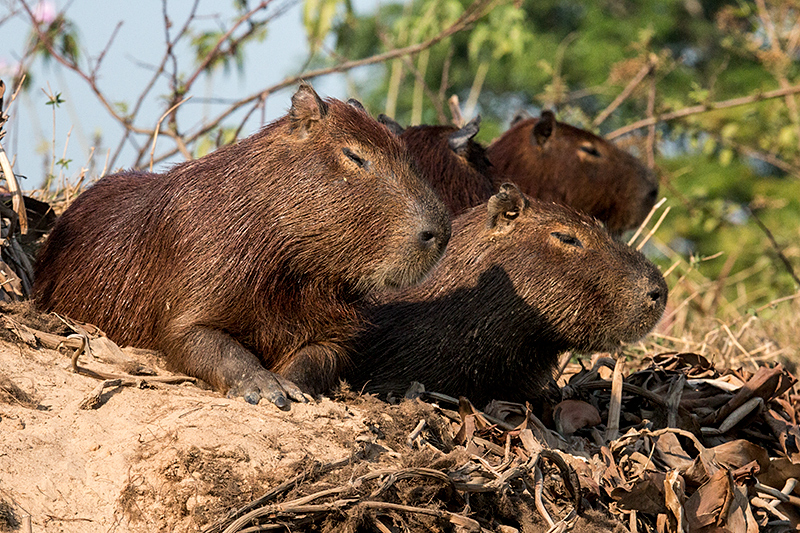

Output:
xmin=417 ymin=223 xmax=450 ymax=252
xmin=648 ymin=287 xmax=664 ymax=303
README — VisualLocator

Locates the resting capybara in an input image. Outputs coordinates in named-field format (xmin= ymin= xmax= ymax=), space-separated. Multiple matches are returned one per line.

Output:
xmin=487 ymin=111 xmax=659 ymax=233
xmin=344 ymin=183 xmax=667 ymax=407
xmin=34 ymin=84 xmax=451 ymax=409
xmin=378 ymin=114 xmax=494 ymax=216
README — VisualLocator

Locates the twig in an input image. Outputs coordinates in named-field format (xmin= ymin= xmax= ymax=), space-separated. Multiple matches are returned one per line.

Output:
xmin=746 ymin=206 xmax=800 ymax=286
xmin=635 ymin=205 xmax=671 ymax=251
xmin=204 ymin=454 xmax=359 ymax=533
xmin=593 ymin=54 xmax=655 ymax=128
xmin=0 ymin=141 xmax=27 ymax=234
xmin=153 ymin=0 xmax=500 ymax=164
xmin=149 ymin=96 xmax=191 ymax=171
xmin=604 ymin=357 xmax=624 ymax=442
xmin=606 ymin=84 xmax=800 ymax=140
xmin=449 ymin=95 xmax=464 ymax=127
xmin=65 ymin=333 xmax=196 ymax=386
xmin=627 ymin=197 xmax=666 ymax=247
xmin=532 ymin=464 xmax=554 ymax=527
xmin=182 ymin=1 xmax=275 ymax=91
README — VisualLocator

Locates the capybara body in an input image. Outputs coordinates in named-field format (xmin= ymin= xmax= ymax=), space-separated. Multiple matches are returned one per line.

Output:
xmin=378 ymin=115 xmax=494 ymax=216
xmin=344 ymin=183 xmax=667 ymax=407
xmin=487 ymin=112 xmax=659 ymax=233
xmin=34 ymin=84 xmax=451 ymax=409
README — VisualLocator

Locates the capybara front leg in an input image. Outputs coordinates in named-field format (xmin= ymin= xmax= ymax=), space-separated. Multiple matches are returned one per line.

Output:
xmin=168 ymin=326 xmax=308 ymax=410
xmin=281 ymin=342 xmax=346 ymax=396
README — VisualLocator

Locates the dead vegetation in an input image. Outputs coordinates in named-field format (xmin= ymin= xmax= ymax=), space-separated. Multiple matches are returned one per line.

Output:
xmin=2 ymin=297 xmax=799 ymax=531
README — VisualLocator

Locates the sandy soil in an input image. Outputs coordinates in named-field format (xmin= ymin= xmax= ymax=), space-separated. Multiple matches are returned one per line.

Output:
xmin=0 ymin=331 xmax=424 ymax=533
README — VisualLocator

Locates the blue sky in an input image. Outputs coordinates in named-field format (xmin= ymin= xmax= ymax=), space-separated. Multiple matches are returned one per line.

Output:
xmin=1 ymin=0 xmax=364 ymax=186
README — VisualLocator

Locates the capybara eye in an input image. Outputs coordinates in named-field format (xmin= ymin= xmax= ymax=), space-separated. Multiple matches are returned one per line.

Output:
xmin=342 ymin=147 xmax=370 ymax=169
xmin=551 ymin=232 xmax=583 ymax=248
xmin=579 ymin=144 xmax=601 ymax=157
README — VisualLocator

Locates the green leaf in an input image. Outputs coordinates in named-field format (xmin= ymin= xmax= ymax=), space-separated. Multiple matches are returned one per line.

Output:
xmin=718 ymin=147 xmax=734 ymax=166
xmin=304 ymin=0 xmax=344 ymax=52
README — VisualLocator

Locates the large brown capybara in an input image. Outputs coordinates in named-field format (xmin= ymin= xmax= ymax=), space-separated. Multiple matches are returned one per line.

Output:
xmin=378 ymin=114 xmax=494 ymax=216
xmin=487 ymin=111 xmax=659 ymax=234
xmin=343 ymin=183 xmax=667 ymax=407
xmin=33 ymin=84 xmax=451 ymax=410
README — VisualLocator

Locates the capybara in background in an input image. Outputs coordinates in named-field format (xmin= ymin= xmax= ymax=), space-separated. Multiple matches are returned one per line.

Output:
xmin=487 ymin=111 xmax=659 ymax=234
xmin=378 ymin=114 xmax=494 ymax=216
xmin=344 ymin=183 xmax=667 ymax=407
xmin=34 ymin=84 xmax=451 ymax=409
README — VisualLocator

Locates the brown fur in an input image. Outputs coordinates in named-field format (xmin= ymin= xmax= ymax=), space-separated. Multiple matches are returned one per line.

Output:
xmin=379 ymin=115 xmax=494 ymax=216
xmin=344 ymin=183 xmax=667 ymax=407
xmin=33 ymin=84 xmax=451 ymax=409
xmin=487 ymin=112 xmax=658 ymax=233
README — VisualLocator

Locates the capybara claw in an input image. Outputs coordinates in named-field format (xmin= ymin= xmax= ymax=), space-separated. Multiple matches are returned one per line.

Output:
xmin=243 ymin=391 xmax=261 ymax=405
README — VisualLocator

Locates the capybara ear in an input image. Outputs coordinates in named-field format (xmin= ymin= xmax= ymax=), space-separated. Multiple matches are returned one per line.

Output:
xmin=486 ymin=182 xmax=527 ymax=232
xmin=448 ymin=115 xmax=481 ymax=156
xmin=531 ymin=110 xmax=556 ymax=147
xmin=510 ymin=109 xmax=531 ymax=127
xmin=347 ymin=98 xmax=366 ymax=112
xmin=378 ymin=114 xmax=405 ymax=136
xmin=290 ymin=83 xmax=329 ymax=137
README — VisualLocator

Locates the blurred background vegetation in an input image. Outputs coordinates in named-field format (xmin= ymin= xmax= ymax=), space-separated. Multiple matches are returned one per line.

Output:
xmin=2 ymin=0 xmax=799 ymax=366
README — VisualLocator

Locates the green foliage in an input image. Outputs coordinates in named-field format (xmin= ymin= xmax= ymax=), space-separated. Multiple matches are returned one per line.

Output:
xmin=304 ymin=0 xmax=347 ymax=54
xmin=44 ymin=91 xmax=64 ymax=107
xmin=29 ymin=14 xmax=80 ymax=67
xmin=328 ymin=0 xmax=800 ymax=317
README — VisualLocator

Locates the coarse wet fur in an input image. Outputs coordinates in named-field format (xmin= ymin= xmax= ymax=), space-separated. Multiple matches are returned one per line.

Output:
xmin=487 ymin=111 xmax=659 ymax=234
xmin=378 ymin=115 xmax=494 ymax=216
xmin=344 ymin=183 xmax=667 ymax=407
xmin=33 ymin=84 xmax=451 ymax=410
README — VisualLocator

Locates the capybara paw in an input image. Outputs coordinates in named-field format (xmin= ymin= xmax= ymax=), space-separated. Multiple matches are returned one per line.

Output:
xmin=227 ymin=371 xmax=309 ymax=410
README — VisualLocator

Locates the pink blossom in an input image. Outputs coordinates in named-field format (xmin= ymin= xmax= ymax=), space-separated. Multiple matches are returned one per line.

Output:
xmin=32 ymin=0 xmax=57 ymax=25
xmin=0 ymin=57 xmax=21 ymax=77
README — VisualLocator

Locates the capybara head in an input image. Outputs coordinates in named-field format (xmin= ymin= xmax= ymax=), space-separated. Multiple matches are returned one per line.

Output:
xmin=272 ymin=86 xmax=452 ymax=290
xmin=34 ymin=83 xmax=451 ymax=409
xmin=378 ymin=114 xmax=495 ymax=216
xmin=487 ymin=111 xmax=659 ymax=234
xmin=344 ymin=183 xmax=667 ymax=407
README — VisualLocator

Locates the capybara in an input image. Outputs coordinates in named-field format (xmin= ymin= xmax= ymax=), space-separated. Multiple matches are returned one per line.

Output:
xmin=487 ymin=111 xmax=659 ymax=233
xmin=378 ymin=114 xmax=494 ymax=216
xmin=33 ymin=84 xmax=451 ymax=409
xmin=344 ymin=183 xmax=667 ymax=407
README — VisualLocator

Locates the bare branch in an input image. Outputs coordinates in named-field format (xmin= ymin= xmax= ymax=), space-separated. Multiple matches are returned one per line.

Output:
xmin=151 ymin=0 xmax=500 ymax=164
xmin=150 ymin=96 xmax=191 ymax=172
xmin=747 ymin=205 xmax=800 ymax=287
xmin=606 ymin=84 xmax=800 ymax=140
xmin=593 ymin=54 xmax=655 ymax=128
xmin=91 ymin=21 xmax=124 ymax=77
xmin=755 ymin=0 xmax=800 ymax=152
xmin=182 ymin=0 xmax=276 ymax=92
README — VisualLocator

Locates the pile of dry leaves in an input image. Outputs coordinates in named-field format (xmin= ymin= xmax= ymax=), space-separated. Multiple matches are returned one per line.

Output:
xmin=192 ymin=351 xmax=799 ymax=533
